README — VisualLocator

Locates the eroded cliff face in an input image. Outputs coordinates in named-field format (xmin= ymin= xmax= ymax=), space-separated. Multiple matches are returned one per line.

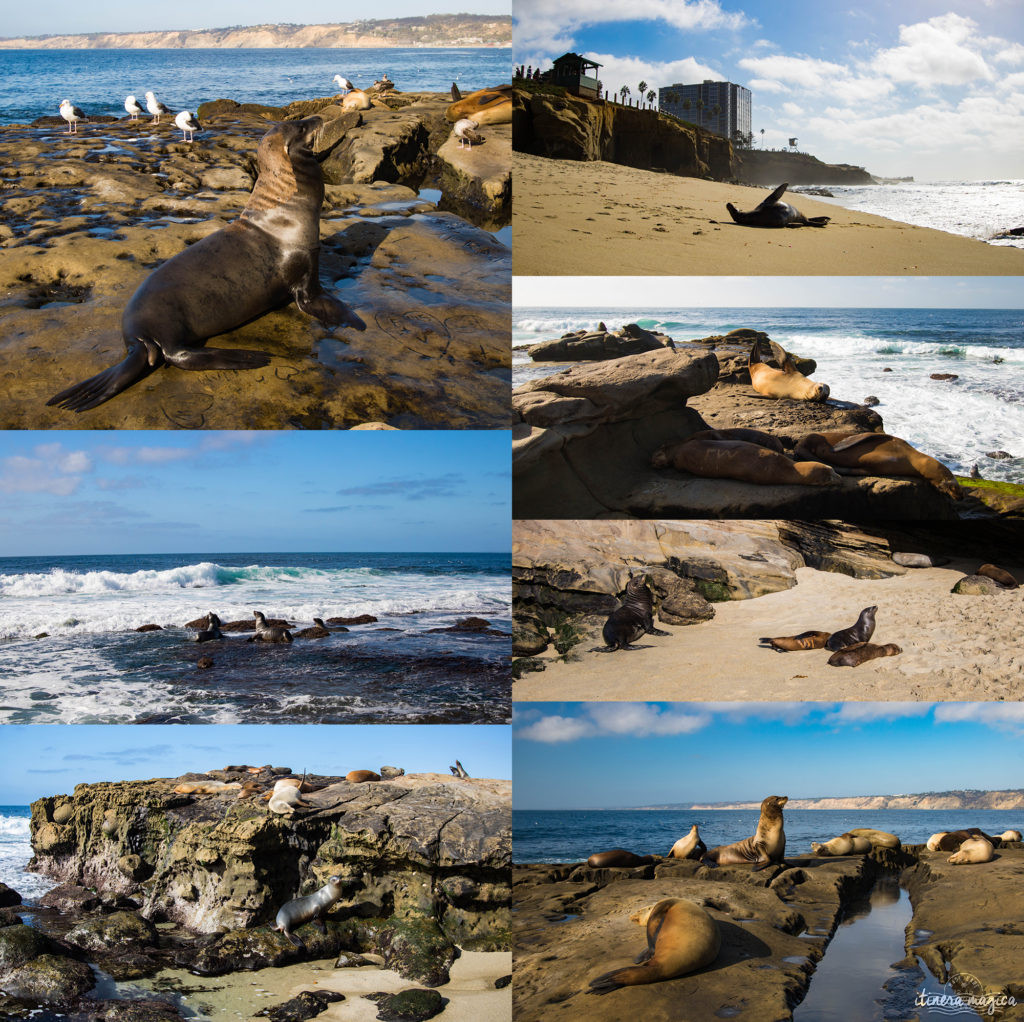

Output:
xmin=736 ymin=148 xmax=874 ymax=186
xmin=513 ymin=90 xmax=734 ymax=180
xmin=29 ymin=773 xmax=511 ymax=947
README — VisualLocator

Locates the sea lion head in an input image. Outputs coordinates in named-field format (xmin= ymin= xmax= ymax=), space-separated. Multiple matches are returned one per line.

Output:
xmin=650 ymin=444 xmax=672 ymax=468
xmin=261 ymin=115 xmax=324 ymax=158
xmin=808 ymin=382 xmax=830 ymax=402
xmin=936 ymin=476 xmax=964 ymax=501
xmin=761 ymin=795 xmax=788 ymax=818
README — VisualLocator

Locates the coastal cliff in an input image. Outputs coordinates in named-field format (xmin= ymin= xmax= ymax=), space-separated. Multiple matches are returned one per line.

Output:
xmin=688 ymin=789 xmax=1024 ymax=811
xmin=736 ymin=148 xmax=874 ymax=186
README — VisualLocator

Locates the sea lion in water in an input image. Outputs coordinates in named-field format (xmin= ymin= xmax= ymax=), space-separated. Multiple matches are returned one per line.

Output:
xmin=599 ymin=574 xmax=669 ymax=652
xmin=668 ymin=825 xmax=707 ymax=861
xmin=704 ymin=795 xmax=787 ymax=871
xmin=847 ymin=828 xmax=901 ymax=849
xmin=274 ymin=876 xmax=345 ymax=949
xmin=759 ymin=631 xmax=831 ymax=652
xmin=748 ymin=339 xmax=829 ymax=402
xmin=811 ymin=833 xmax=872 ymax=856
xmin=47 ymin=116 xmax=366 ymax=412
xmin=794 ymin=431 xmax=962 ymax=501
xmin=586 ymin=849 xmax=655 ymax=869
xmin=252 ymin=611 xmax=293 ymax=643
xmin=827 ymin=641 xmax=901 ymax=667
xmin=948 ymin=834 xmax=995 ymax=865
xmin=447 ymin=83 xmax=513 ymax=125
xmin=588 ymin=899 xmax=720 ymax=993
xmin=726 ymin=183 xmax=830 ymax=228
xmin=652 ymin=438 xmax=839 ymax=487
xmin=975 ymin=564 xmax=1019 ymax=589
xmin=825 ymin=606 xmax=876 ymax=652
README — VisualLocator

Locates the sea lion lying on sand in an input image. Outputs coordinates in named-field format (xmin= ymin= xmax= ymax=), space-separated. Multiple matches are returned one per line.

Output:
xmin=759 ymin=631 xmax=831 ymax=652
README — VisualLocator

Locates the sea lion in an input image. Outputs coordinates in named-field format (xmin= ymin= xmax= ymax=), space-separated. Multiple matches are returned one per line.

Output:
xmin=599 ymin=574 xmax=669 ymax=652
xmin=47 ymin=116 xmax=366 ymax=412
xmin=794 ymin=431 xmax=962 ymax=500
xmin=892 ymin=552 xmax=950 ymax=568
xmin=268 ymin=786 xmax=308 ymax=815
xmin=450 ymin=759 xmax=470 ymax=779
xmin=759 ymin=631 xmax=831 ymax=652
xmin=726 ymin=182 xmax=830 ymax=228
xmin=997 ymin=830 xmax=1022 ymax=842
xmin=446 ymin=83 xmax=513 ymax=125
xmin=748 ymin=339 xmax=829 ymax=402
xmin=588 ymin=899 xmax=720 ymax=993
xmin=252 ymin=611 xmax=293 ymax=643
xmin=340 ymin=89 xmax=372 ymax=111
xmin=811 ymin=833 xmax=872 ymax=856
xmin=827 ymin=641 xmax=901 ymax=667
xmin=687 ymin=427 xmax=787 ymax=453
xmin=294 ymin=618 xmax=331 ymax=638
xmin=847 ymin=828 xmax=901 ymax=849
xmin=172 ymin=780 xmax=241 ymax=794
xmin=824 ymin=606 xmax=876 ymax=652
xmin=928 ymin=829 xmax=997 ymax=852
xmin=345 ymin=770 xmax=380 ymax=782
xmin=975 ymin=564 xmax=1019 ymax=589
xmin=948 ymin=834 xmax=995 ymax=865
xmin=668 ymin=825 xmax=707 ymax=861
xmin=652 ymin=438 xmax=839 ymax=487
xmin=586 ymin=849 xmax=655 ymax=869
xmin=704 ymin=795 xmax=787 ymax=871
xmin=192 ymin=612 xmax=223 ymax=643
xmin=274 ymin=876 xmax=345 ymax=950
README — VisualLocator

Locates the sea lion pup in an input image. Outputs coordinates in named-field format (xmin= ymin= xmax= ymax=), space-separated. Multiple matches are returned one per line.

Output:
xmin=668 ymin=824 xmax=707 ymax=860
xmin=726 ymin=182 xmax=830 ymax=228
xmin=794 ymin=431 xmax=962 ymax=501
xmin=446 ymin=83 xmax=513 ymax=125
xmin=847 ymin=828 xmax=901 ymax=849
xmin=252 ymin=611 xmax=293 ymax=643
xmin=268 ymin=785 xmax=308 ymax=815
xmin=652 ymin=437 xmax=839 ymax=487
xmin=599 ymin=573 xmax=670 ymax=652
xmin=748 ymin=339 xmax=830 ymax=402
xmin=704 ymin=795 xmax=787 ymax=871
xmin=588 ymin=899 xmax=721 ymax=993
xmin=687 ymin=427 xmax=787 ymax=453
xmin=586 ymin=849 xmax=655 ymax=869
xmin=294 ymin=618 xmax=330 ymax=639
xmin=811 ymin=832 xmax=872 ymax=856
xmin=274 ymin=876 xmax=345 ymax=950
xmin=192 ymin=612 xmax=223 ymax=643
xmin=948 ymin=834 xmax=995 ymax=865
xmin=345 ymin=770 xmax=380 ymax=782
xmin=47 ymin=116 xmax=366 ymax=413
xmin=759 ymin=631 xmax=831 ymax=652
xmin=975 ymin=563 xmax=1019 ymax=589
xmin=827 ymin=642 xmax=902 ymax=667
xmin=824 ymin=606 xmax=877 ymax=652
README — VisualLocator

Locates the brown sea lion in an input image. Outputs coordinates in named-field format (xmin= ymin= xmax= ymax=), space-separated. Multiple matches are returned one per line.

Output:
xmin=975 ymin=564 xmax=1019 ymax=589
xmin=687 ymin=428 xmax=787 ymax=454
xmin=748 ymin=339 xmax=829 ymax=401
xmin=794 ymin=431 xmax=962 ymax=500
xmin=668 ymin=825 xmax=707 ymax=860
xmin=172 ymin=780 xmax=241 ymax=795
xmin=847 ymin=828 xmax=901 ymax=849
xmin=588 ymin=899 xmax=721 ymax=993
xmin=759 ymin=631 xmax=831 ymax=652
xmin=345 ymin=770 xmax=381 ymax=782
xmin=704 ymin=795 xmax=787 ymax=870
xmin=825 ymin=606 xmax=877 ymax=652
xmin=600 ymin=573 xmax=669 ymax=652
xmin=811 ymin=832 xmax=872 ymax=856
xmin=446 ymin=83 xmax=513 ymax=124
xmin=586 ymin=849 xmax=655 ymax=869
xmin=827 ymin=641 xmax=902 ymax=667
xmin=928 ymin=828 xmax=997 ymax=852
xmin=997 ymin=830 xmax=1021 ymax=842
xmin=651 ymin=438 xmax=839 ymax=487
xmin=948 ymin=835 xmax=995 ymax=864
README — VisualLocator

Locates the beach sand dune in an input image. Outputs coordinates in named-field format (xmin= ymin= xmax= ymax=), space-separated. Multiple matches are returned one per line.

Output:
xmin=514 ymin=563 xmax=1023 ymax=702
xmin=512 ymin=154 xmax=1024 ymax=276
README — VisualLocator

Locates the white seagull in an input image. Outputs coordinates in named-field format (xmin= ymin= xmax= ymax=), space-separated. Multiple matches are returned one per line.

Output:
xmin=454 ymin=117 xmax=484 ymax=149
xmin=124 ymin=95 xmax=144 ymax=120
xmin=174 ymin=109 xmax=200 ymax=142
xmin=332 ymin=75 xmax=355 ymax=93
xmin=145 ymin=90 xmax=171 ymax=124
xmin=59 ymin=99 xmax=86 ymax=134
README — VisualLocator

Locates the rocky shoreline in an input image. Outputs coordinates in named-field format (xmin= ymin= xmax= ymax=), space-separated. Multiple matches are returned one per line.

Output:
xmin=0 ymin=767 xmax=511 ymax=1020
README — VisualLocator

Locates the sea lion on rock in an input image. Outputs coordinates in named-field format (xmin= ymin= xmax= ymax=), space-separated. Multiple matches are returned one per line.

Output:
xmin=704 ymin=795 xmax=787 ymax=871
xmin=668 ymin=825 xmax=707 ymax=861
xmin=588 ymin=899 xmax=720 ymax=993
xmin=975 ymin=564 xmax=1019 ymax=589
xmin=928 ymin=829 xmax=997 ymax=852
xmin=847 ymin=828 xmax=901 ymax=849
xmin=294 ymin=618 xmax=331 ymax=638
xmin=47 ymin=116 xmax=366 ymax=412
xmin=345 ymin=770 xmax=380 ymax=783
xmin=447 ymin=83 xmax=513 ymax=125
xmin=586 ymin=849 xmax=655 ymax=869
xmin=192 ymin=612 xmax=223 ymax=643
xmin=599 ymin=574 xmax=669 ymax=652
xmin=997 ymin=830 xmax=1021 ymax=842
xmin=687 ymin=427 xmax=787 ymax=454
xmin=759 ymin=631 xmax=831 ymax=652
xmin=274 ymin=876 xmax=345 ymax=950
xmin=811 ymin=833 xmax=872 ymax=856
xmin=172 ymin=780 xmax=241 ymax=795
xmin=948 ymin=834 xmax=995 ymax=865
xmin=824 ymin=606 xmax=876 ymax=652
xmin=268 ymin=786 xmax=308 ymax=815
xmin=252 ymin=611 xmax=293 ymax=643
xmin=827 ymin=641 xmax=901 ymax=667
xmin=726 ymin=183 xmax=830 ymax=228
xmin=748 ymin=339 xmax=829 ymax=402
xmin=794 ymin=431 xmax=962 ymax=500
xmin=652 ymin=438 xmax=839 ymax=487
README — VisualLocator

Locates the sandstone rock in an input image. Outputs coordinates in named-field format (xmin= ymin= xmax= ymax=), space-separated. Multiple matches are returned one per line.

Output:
xmin=436 ymin=122 xmax=511 ymax=215
xmin=951 ymin=574 xmax=1002 ymax=595
xmin=65 ymin=909 xmax=158 ymax=954
xmin=528 ymin=323 xmax=674 ymax=362
xmin=38 ymin=883 xmax=102 ymax=913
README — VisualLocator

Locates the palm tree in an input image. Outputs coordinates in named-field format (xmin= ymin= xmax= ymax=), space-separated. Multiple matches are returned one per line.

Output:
xmin=647 ymin=89 xmax=656 ymax=110
xmin=619 ymin=85 xmax=631 ymax=105
xmin=638 ymin=80 xmax=648 ymax=107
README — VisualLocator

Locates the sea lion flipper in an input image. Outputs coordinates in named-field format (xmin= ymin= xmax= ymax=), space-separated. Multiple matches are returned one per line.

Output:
xmin=806 ymin=216 xmax=830 ymax=227
xmin=46 ymin=337 xmax=160 ymax=412
xmin=830 ymin=433 xmax=878 ymax=453
xmin=451 ymin=82 xmax=462 ymax=101
xmin=634 ymin=947 xmax=655 ymax=964
xmin=166 ymin=347 xmax=272 ymax=371
xmin=756 ymin=183 xmax=789 ymax=209
xmin=294 ymin=290 xmax=367 ymax=331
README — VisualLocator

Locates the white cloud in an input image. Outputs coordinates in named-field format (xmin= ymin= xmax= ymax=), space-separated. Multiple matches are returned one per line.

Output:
xmin=587 ymin=702 xmax=709 ymax=735
xmin=517 ymin=715 xmax=595 ymax=743
xmin=822 ymin=703 xmax=934 ymax=724
xmin=871 ymin=14 xmax=993 ymax=86
xmin=101 ymin=433 xmax=262 ymax=466
xmin=994 ymin=43 xmax=1024 ymax=65
xmin=0 ymin=455 xmax=83 ymax=496
xmin=933 ymin=703 xmax=1024 ymax=733
xmin=581 ymin=54 xmax=723 ymax=98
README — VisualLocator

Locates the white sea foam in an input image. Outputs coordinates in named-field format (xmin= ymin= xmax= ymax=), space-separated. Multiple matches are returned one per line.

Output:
xmin=0 ymin=811 xmax=57 ymax=901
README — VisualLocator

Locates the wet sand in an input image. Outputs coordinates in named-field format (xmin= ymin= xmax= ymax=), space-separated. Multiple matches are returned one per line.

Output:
xmin=512 ymin=154 xmax=1024 ymax=276
xmin=514 ymin=563 xmax=1024 ymax=702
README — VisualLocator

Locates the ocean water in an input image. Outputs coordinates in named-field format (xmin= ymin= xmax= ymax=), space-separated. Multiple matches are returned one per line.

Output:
xmin=0 ymin=48 xmax=512 ymax=123
xmin=803 ymin=181 xmax=1024 ymax=249
xmin=513 ymin=808 xmax=1024 ymax=863
xmin=0 ymin=806 xmax=55 ymax=902
xmin=0 ymin=551 xmax=511 ymax=725
xmin=513 ymin=306 xmax=1024 ymax=481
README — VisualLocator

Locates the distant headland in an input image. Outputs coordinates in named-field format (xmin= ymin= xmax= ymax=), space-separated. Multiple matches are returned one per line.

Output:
xmin=0 ymin=14 xmax=512 ymax=49
xmin=676 ymin=789 xmax=1024 ymax=811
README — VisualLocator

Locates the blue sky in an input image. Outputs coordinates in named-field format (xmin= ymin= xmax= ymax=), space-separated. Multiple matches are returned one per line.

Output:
xmin=514 ymin=0 xmax=1024 ymax=179
xmin=514 ymin=702 xmax=1024 ymax=809
xmin=0 ymin=432 xmax=509 ymax=556
xmin=513 ymin=276 xmax=1024 ymax=309
xmin=0 ymin=724 xmax=511 ymax=804
xmin=5 ymin=3 xmax=509 ymax=38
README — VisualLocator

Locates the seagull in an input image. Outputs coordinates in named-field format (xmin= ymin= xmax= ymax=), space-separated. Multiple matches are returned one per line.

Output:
xmin=453 ymin=117 xmax=484 ymax=149
xmin=332 ymin=75 xmax=355 ymax=93
xmin=145 ymin=90 xmax=171 ymax=124
xmin=124 ymin=95 xmax=144 ymax=120
xmin=59 ymin=99 xmax=86 ymax=134
xmin=174 ymin=110 xmax=200 ymax=142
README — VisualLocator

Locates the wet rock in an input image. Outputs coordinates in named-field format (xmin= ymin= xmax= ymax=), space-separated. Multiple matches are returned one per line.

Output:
xmin=255 ymin=990 xmax=345 ymax=1020
xmin=863 ymin=395 xmax=879 ymax=406
xmin=335 ymin=951 xmax=380 ymax=968
xmin=197 ymin=656 xmax=214 ymax=669
xmin=0 ymin=883 xmax=22 ymax=908
xmin=436 ymin=122 xmax=510 ymax=215
xmin=369 ymin=988 xmax=446 ymax=1021
xmin=135 ymin=623 xmax=163 ymax=632
xmin=513 ymin=613 xmax=549 ymax=656
xmin=38 ymin=883 xmax=103 ymax=913
xmin=0 ymin=908 xmax=23 ymax=927
xmin=326 ymin=614 xmax=378 ymax=625
xmin=930 ymin=373 xmax=959 ymax=381
xmin=65 ymin=909 xmax=158 ymax=954
xmin=986 ymin=450 xmax=1012 ymax=459
xmin=528 ymin=322 xmax=675 ymax=362
xmin=77 ymin=999 xmax=187 ymax=1021
xmin=0 ymin=925 xmax=93 ymax=1003
xmin=494 ymin=973 xmax=511 ymax=988
xmin=378 ymin=917 xmax=457 ymax=986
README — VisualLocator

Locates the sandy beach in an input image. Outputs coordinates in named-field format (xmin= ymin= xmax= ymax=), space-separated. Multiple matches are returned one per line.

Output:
xmin=512 ymin=153 xmax=1024 ymax=276
xmin=514 ymin=562 xmax=1024 ymax=702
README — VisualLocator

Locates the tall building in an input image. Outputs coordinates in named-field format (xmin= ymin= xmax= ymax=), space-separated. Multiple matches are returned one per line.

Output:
xmin=659 ymin=80 xmax=751 ymax=141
